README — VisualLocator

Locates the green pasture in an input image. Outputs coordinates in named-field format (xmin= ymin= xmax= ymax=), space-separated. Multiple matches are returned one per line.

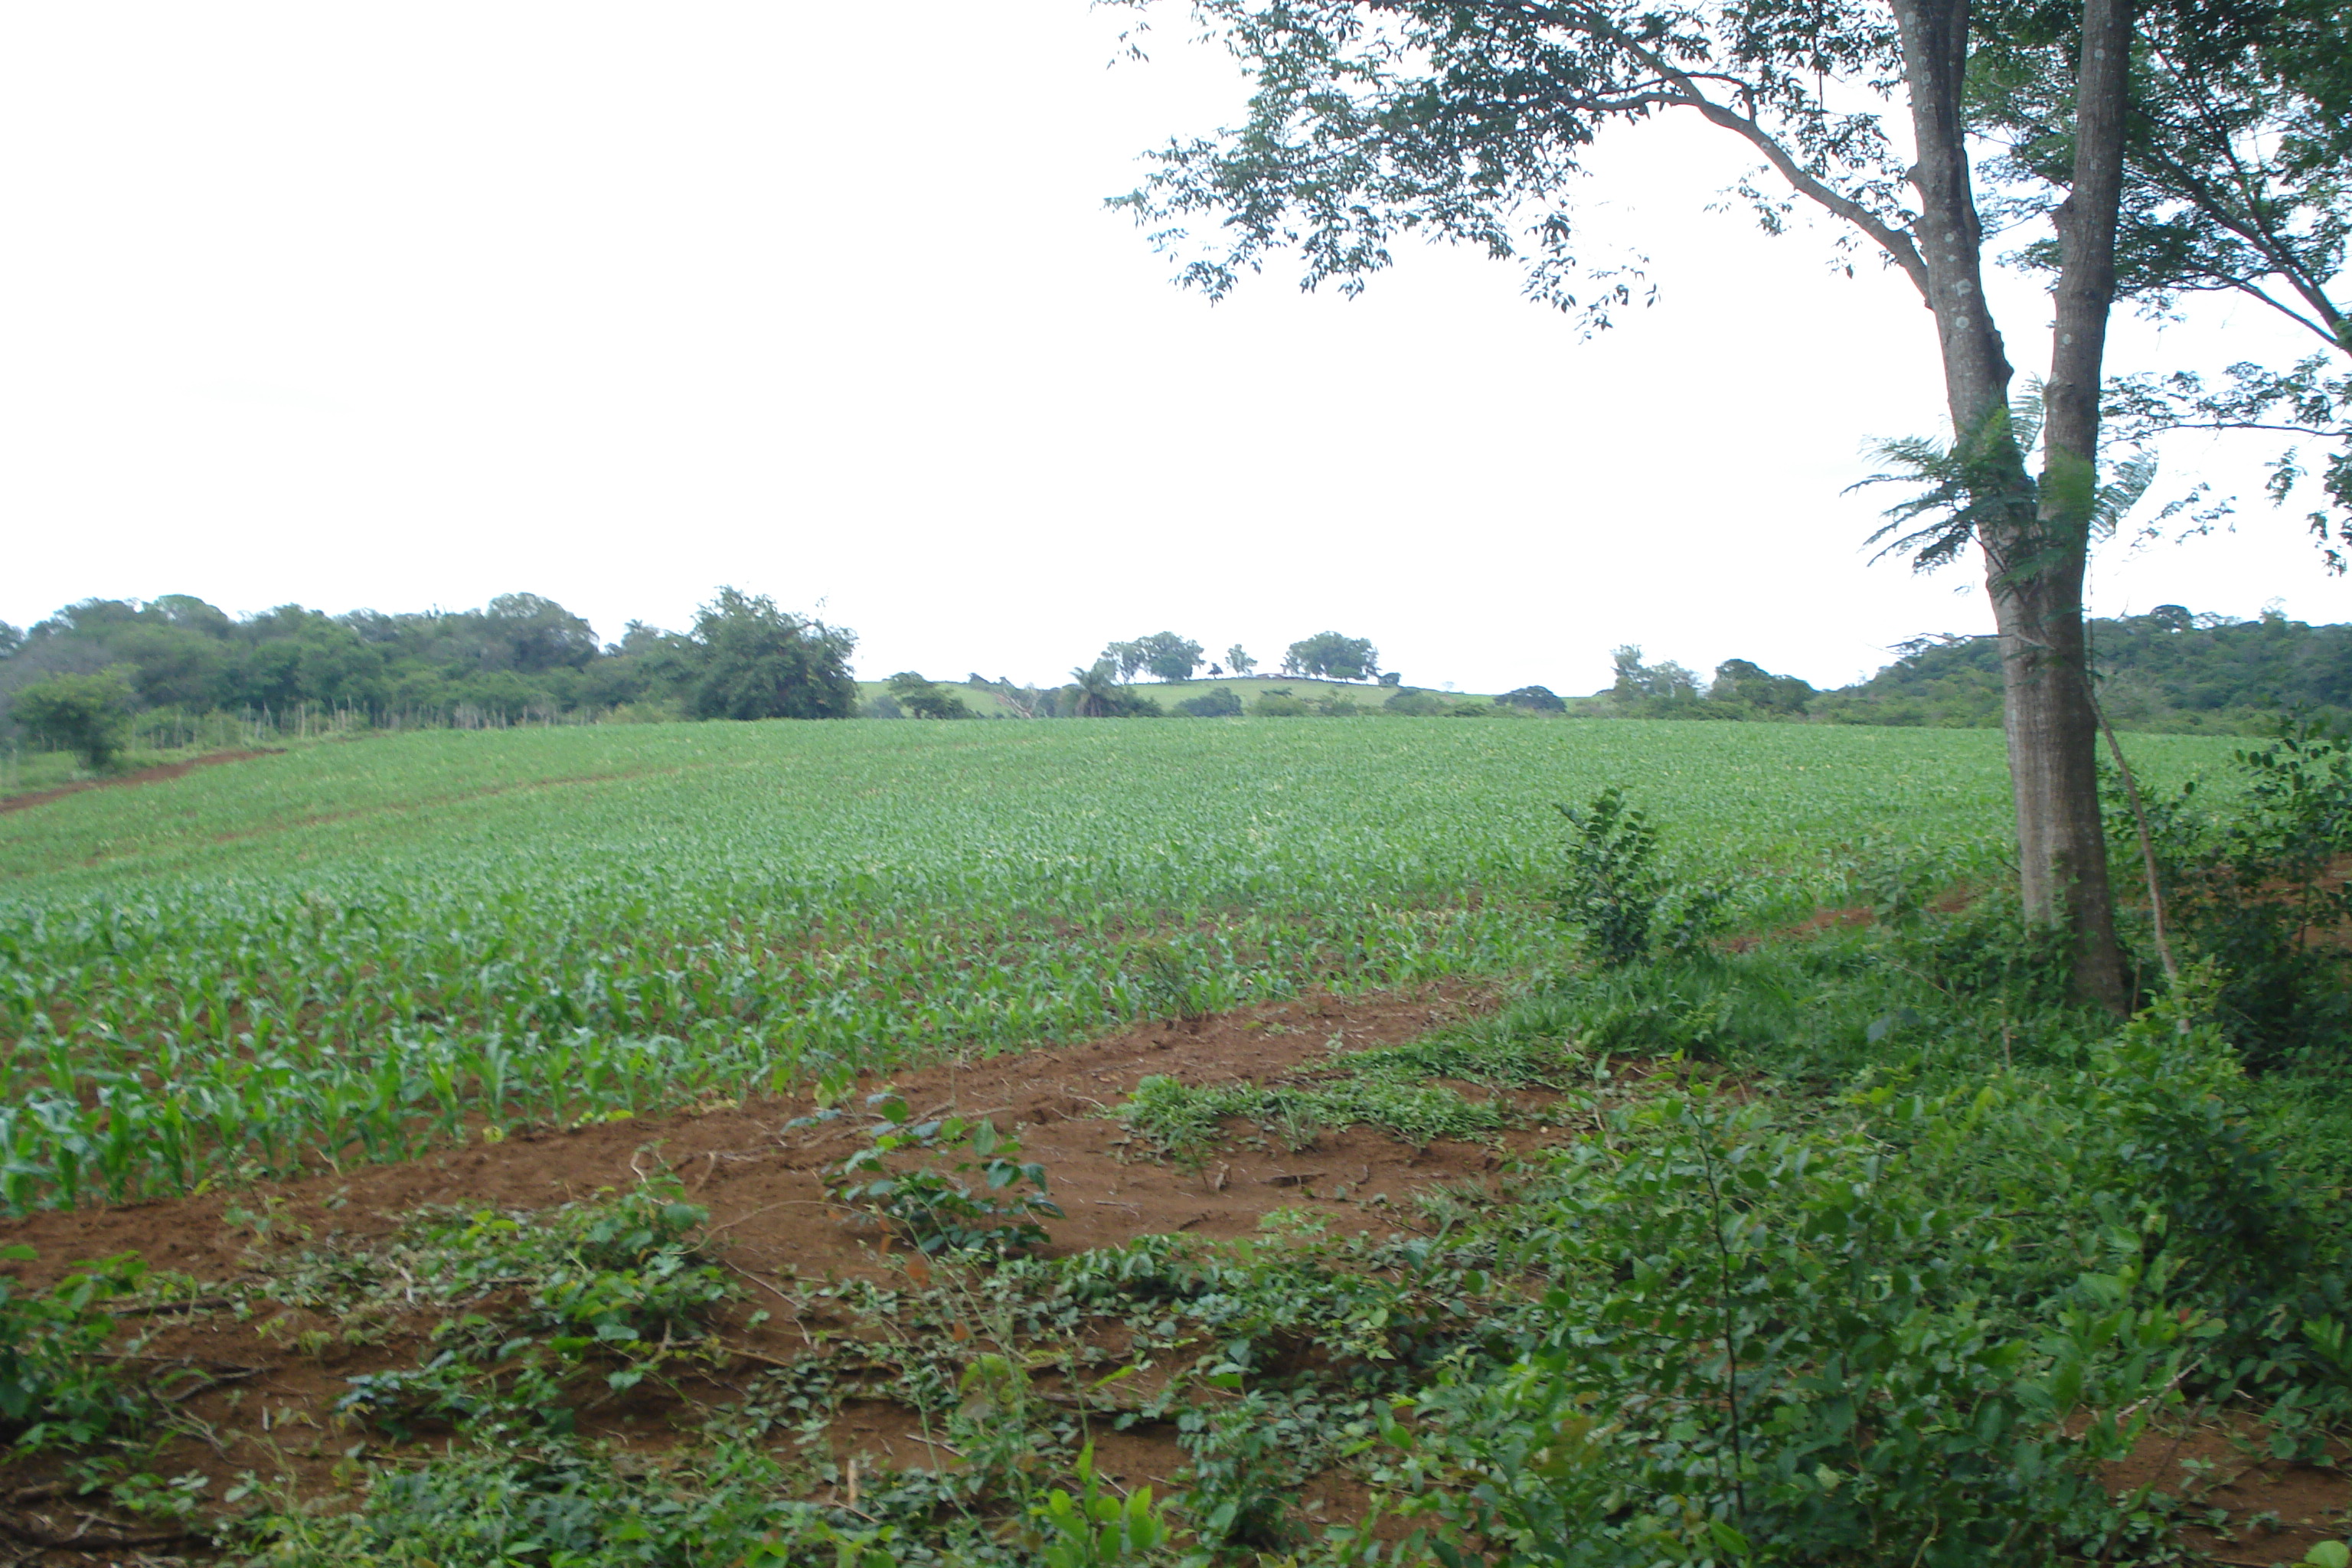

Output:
xmin=0 ymin=720 xmax=2241 ymax=1210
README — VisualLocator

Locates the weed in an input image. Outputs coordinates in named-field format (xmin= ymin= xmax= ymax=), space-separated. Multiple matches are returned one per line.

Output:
xmin=1119 ymin=1075 xmax=1506 ymax=1155
xmin=1554 ymin=786 xmax=1730 ymax=966
xmin=824 ymin=1096 xmax=1063 ymax=1256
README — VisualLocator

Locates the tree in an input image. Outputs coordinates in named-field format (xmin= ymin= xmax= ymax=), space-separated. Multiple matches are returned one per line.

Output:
xmin=683 ymin=588 xmax=858 ymax=721
xmin=11 ymin=669 xmax=137 ymax=769
xmin=1283 ymin=631 xmax=1378 ymax=682
xmin=886 ymin=671 xmax=975 ymax=720
xmin=1975 ymin=0 xmax=2350 ymax=564
xmin=1710 ymin=658 xmax=1816 ymax=715
xmin=1138 ymin=631 xmax=1207 ymax=682
xmin=1610 ymin=645 xmax=1701 ymax=705
xmin=0 ymin=623 xmax=21 ymax=660
xmin=1099 ymin=640 xmax=1148 ymax=683
xmin=1225 ymin=643 xmax=1256 ymax=677
xmin=1066 ymin=659 xmax=1164 ymax=717
xmin=1106 ymin=0 xmax=2172 ymax=1004
xmin=1498 ymin=684 xmax=1570 ymax=712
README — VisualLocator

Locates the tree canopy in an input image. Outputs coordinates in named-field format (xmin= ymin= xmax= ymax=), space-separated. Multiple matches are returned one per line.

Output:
xmin=1282 ymin=631 xmax=1378 ymax=682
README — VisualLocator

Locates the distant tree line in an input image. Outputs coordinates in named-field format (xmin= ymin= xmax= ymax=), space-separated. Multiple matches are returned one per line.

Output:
xmin=1601 ymin=607 xmax=2352 ymax=733
xmin=0 ymin=588 xmax=857 ymax=760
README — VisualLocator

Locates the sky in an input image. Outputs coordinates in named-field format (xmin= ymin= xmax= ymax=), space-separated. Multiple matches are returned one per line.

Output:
xmin=1 ymin=3 xmax=2342 ymax=696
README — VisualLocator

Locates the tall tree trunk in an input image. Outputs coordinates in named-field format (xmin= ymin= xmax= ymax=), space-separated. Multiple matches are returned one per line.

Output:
xmin=2020 ymin=0 xmax=2135 ymax=1009
xmin=1896 ymin=0 xmax=2132 ymax=1010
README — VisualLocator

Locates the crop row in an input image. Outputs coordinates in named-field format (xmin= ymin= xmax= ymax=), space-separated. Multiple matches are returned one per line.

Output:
xmin=0 ymin=720 xmax=2236 ymax=1207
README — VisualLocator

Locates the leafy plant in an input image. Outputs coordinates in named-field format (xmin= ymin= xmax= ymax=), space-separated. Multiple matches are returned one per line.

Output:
xmin=0 ymin=1246 xmax=152 ymax=1449
xmin=335 ymin=1181 xmax=730 ymax=1437
xmin=1393 ymin=1087 xmax=2208 ymax=1568
xmin=2122 ymin=718 xmax=2352 ymax=1064
xmin=1119 ymin=1073 xmax=1507 ymax=1155
xmin=1554 ymin=786 xmax=1729 ymax=965
xmin=826 ymin=1098 xmax=1063 ymax=1257
xmin=1025 ymin=1442 xmax=1173 ymax=1568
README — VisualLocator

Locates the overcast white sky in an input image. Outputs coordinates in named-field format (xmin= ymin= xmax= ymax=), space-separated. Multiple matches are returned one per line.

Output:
xmin=2 ymin=4 xmax=2341 ymax=695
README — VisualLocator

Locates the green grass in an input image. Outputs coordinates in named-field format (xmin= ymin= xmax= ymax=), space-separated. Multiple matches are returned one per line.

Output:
xmin=0 ymin=719 xmax=2243 ymax=1209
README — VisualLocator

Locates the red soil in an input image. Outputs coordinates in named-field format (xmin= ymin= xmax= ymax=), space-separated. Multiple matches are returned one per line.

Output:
xmin=0 ymin=750 xmax=280 ymax=815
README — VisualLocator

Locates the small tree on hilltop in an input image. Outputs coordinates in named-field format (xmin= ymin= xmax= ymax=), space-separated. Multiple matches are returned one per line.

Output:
xmin=12 ymin=668 xmax=138 ymax=769
xmin=1135 ymin=632 xmax=1205 ymax=683
xmin=1225 ymin=644 xmax=1255 ymax=678
xmin=1285 ymin=631 xmax=1378 ymax=682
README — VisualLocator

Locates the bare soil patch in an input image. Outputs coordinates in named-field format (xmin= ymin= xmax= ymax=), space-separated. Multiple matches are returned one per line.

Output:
xmin=2 ymin=980 xmax=1507 ymax=1293
xmin=0 ymin=750 xmax=281 ymax=815
xmin=0 ymin=982 xmax=1545 ymax=1553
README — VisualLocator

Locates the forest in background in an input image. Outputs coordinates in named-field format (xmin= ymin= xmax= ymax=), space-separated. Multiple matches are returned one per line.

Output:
xmin=2 ymin=591 xmax=2347 ymax=753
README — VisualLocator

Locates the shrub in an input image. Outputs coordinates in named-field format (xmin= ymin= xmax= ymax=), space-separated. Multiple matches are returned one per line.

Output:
xmin=1554 ymin=786 xmax=1729 ymax=965
xmin=1497 ymin=684 xmax=1568 ymax=712
xmin=1250 ymin=689 xmax=1312 ymax=717
xmin=885 ymin=671 xmax=975 ymax=720
xmin=2124 ymin=719 xmax=2352 ymax=1065
xmin=1396 ymin=1089 xmax=2203 ymax=1568
xmin=1383 ymin=688 xmax=1452 ymax=716
xmin=1174 ymin=685 xmax=1243 ymax=717
xmin=11 ymin=668 xmax=137 ymax=769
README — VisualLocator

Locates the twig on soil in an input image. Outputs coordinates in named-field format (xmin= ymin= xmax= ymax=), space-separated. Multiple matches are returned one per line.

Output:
xmin=718 ymin=1260 xmax=819 ymax=1348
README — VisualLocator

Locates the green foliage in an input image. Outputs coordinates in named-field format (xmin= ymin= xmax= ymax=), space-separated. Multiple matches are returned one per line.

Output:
xmin=1554 ymin=787 xmax=1730 ymax=966
xmin=684 ymin=587 xmax=858 ymax=722
xmin=822 ymin=1099 xmax=1063 ymax=1256
xmin=1105 ymin=632 xmax=1206 ymax=684
xmin=1707 ymin=659 xmax=1814 ymax=717
xmin=0 ymin=1248 xmax=151 ymax=1449
xmin=883 ymin=671 xmax=973 ymax=720
xmin=1066 ymin=660 xmax=1165 ymax=718
xmin=1382 ymin=688 xmax=1462 ymax=717
xmin=1496 ymin=684 xmax=1567 ymax=713
xmin=1819 ymin=608 xmax=2352 ymax=732
xmin=1282 ymin=632 xmax=1377 ymax=683
xmin=1174 ymin=685 xmax=1243 ymax=718
xmin=1250 ymin=686 xmax=1364 ymax=717
xmin=1024 ymin=1443 xmax=1173 ymax=1568
xmin=336 ymin=1181 xmax=730 ymax=1437
xmin=2124 ymin=719 xmax=2352 ymax=1063
xmin=242 ymin=1435 xmax=891 ymax=1566
xmin=1119 ymin=1072 xmax=1507 ymax=1154
xmin=11 ymin=668 xmax=138 ymax=769
xmin=1396 ymin=1086 xmax=2206 ymax=1567
xmin=0 ymin=720 xmax=2234 ymax=1207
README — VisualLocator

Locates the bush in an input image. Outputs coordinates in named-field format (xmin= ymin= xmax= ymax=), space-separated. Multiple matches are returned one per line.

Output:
xmin=1554 ymin=786 xmax=1729 ymax=965
xmin=1396 ymin=1088 xmax=2203 ymax=1568
xmin=1250 ymin=689 xmax=1311 ymax=717
xmin=11 ymin=668 xmax=137 ymax=769
xmin=1174 ymin=685 xmax=1243 ymax=717
xmin=1497 ymin=684 xmax=1568 ymax=712
xmin=885 ymin=671 xmax=975 ymax=720
xmin=1384 ymin=688 xmax=1452 ymax=716
xmin=2125 ymin=720 xmax=2352 ymax=1066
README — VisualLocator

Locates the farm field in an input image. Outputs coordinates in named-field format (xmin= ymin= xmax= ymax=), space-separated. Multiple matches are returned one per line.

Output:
xmin=0 ymin=718 xmax=2241 ymax=1211
xmin=5 ymin=717 xmax=2346 ymax=1566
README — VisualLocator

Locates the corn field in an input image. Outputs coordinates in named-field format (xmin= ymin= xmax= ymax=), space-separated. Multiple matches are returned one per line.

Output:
xmin=0 ymin=719 xmax=2238 ymax=1210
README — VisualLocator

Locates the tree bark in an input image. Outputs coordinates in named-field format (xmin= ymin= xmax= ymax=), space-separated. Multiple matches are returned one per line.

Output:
xmin=1896 ymin=0 xmax=2132 ymax=1010
xmin=2021 ymin=0 xmax=2135 ymax=1009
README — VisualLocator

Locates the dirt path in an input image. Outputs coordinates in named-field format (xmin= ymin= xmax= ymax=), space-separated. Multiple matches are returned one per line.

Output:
xmin=0 ymin=749 xmax=280 ymax=814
